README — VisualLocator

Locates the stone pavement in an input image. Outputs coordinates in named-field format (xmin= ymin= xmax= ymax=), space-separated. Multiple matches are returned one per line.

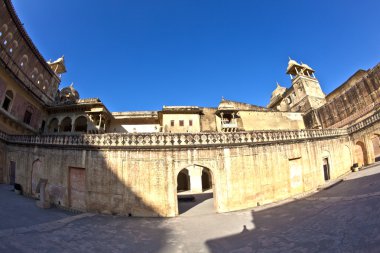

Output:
xmin=1 ymin=165 xmax=380 ymax=253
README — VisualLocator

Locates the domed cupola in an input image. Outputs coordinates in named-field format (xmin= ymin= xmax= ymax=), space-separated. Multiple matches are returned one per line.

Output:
xmin=286 ymin=57 xmax=301 ymax=74
xmin=270 ymin=82 xmax=286 ymax=100
xmin=59 ymin=83 xmax=80 ymax=104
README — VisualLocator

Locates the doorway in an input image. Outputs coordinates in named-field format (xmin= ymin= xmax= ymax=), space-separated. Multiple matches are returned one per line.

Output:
xmin=323 ymin=158 xmax=330 ymax=181
xmin=68 ymin=167 xmax=86 ymax=211
xmin=177 ymin=169 xmax=190 ymax=192
xmin=9 ymin=161 xmax=15 ymax=185
xmin=176 ymin=165 xmax=215 ymax=216
xmin=354 ymin=141 xmax=368 ymax=166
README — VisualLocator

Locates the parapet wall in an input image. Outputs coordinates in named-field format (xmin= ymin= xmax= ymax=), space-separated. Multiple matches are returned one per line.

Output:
xmin=1 ymin=127 xmax=352 ymax=217
xmin=3 ymin=128 xmax=348 ymax=149
xmin=311 ymin=63 xmax=380 ymax=129
xmin=1 ymin=111 xmax=379 ymax=217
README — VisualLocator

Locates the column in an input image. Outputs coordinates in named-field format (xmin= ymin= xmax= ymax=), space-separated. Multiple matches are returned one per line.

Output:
xmin=189 ymin=165 xmax=203 ymax=193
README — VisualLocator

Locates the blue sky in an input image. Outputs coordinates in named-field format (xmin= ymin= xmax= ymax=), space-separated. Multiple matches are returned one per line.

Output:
xmin=13 ymin=0 xmax=380 ymax=112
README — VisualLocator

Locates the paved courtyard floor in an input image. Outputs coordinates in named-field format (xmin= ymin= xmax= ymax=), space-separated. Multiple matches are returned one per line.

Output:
xmin=1 ymin=164 xmax=380 ymax=253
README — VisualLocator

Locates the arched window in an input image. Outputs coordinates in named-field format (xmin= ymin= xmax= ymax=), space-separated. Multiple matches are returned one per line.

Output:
xmin=20 ymin=54 xmax=28 ymax=67
xmin=30 ymin=68 xmax=38 ymax=79
xmin=60 ymin=117 xmax=72 ymax=132
xmin=2 ymin=90 xmax=14 ymax=111
xmin=0 ymin=24 xmax=8 ymax=37
xmin=74 ymin=116 xmax=87 ymax=133
xmin=48 ymin=118 xmax=59 ymax=133
xmin=9 ymin=40 xmax=18 ymax=53
xmin=3 ymin=33 xmax=13 ymax=46
xmin=37 ymin=74 xmax=44 ymax=86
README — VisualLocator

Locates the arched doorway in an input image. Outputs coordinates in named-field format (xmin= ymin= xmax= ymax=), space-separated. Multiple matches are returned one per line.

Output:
xmin=202 ymin=168 xmax=212 ymax=191
xmin=355 ymin=141 xmax=368 ymax=167
xmin=74 ymin=116 xmax=88 ymax=133
xmin=177 ymin=169 xmax=190 ymax=192
xmin=48 ymin=118 xmax=59 ymax=133
xmin=31 ymin=159 xmax=42 ymax=197
xmin=371 ymin=135 xmax=380 ymax=162
xmin=176 ymin=165 xmax=215 ymax=216
xmin=321 ymin=150 xmax=331 ymax=181
xmin=322 ymin=158 xmax=331 ymax=181
xmin=60 ymin=117 xmax=72 ymax=132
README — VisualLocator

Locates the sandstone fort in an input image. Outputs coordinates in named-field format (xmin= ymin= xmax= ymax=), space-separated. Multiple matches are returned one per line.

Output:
xmin=0 ymin=0 xmax=379 ymax=217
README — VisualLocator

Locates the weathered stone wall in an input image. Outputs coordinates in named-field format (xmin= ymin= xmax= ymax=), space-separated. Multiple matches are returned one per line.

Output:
xmin=239 ymin=111 xmax=305 ymax=130
xmin=200 ymin=108 xmax=217 ymax=132
xmin=3 ymin=130 xmax=352 ymax=217
xmin=0 ymin=68 xmax=47 ymax=133
xmin=0 ymin=140 xmax=5 ymax=183
xmin=349 ymin=116 xmax=380 ymax=165
xmin=315 ymin=63 xmax=380 ymax=129
xmin=0 ymin=0 xmax=60 ymax=103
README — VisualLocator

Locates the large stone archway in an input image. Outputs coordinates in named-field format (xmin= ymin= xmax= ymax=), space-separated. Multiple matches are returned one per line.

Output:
xmin=176 ymin=165 xmax=216 ymax=216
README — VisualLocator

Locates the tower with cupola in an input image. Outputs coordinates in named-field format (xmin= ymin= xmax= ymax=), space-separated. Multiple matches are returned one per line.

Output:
xmin=268 ymin=58 xmax=326 ymax=114
xmin=286 ymin=58 xmax=326 ymax=112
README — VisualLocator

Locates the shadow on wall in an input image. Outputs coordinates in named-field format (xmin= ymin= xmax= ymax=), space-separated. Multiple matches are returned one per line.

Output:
xmin=205 ymin=172 xmax=380 ymax=252
xmin=6 ymin=137 xmax=173 ymax=252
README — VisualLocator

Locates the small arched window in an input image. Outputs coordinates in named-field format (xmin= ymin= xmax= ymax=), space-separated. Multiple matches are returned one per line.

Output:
xmin=3 ymin=33 xmax=13 ymax=46
xmin=2 ymin=90 xmax=14 ymax=111
xmin=20 ymin=54 xmax=28 ymax=67
xmin=74 ymin=116 xmax=87 ymax=132
xmin=48 ymin=118 xmax=59 ymax=133
xmin=0 ymin=24 xmax=8 ymax=37
xmin=60 ymin=117 xmax=72 ymax=132
xmin=31 ymin=68 xmax=38 ymax=79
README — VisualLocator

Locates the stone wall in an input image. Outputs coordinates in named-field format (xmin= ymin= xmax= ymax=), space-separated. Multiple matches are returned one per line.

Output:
xmin=2 ymin=128 xmax=352 ymax=217
xmin=0 ymin=0 xmax=60 ymax=103
xmin=0 ymin=68 xmax=47 ymax=133
xmin=239 ymin=111 xmax=305 ymax=130
xmin=314 ymin=63 xmax=380 ymax=129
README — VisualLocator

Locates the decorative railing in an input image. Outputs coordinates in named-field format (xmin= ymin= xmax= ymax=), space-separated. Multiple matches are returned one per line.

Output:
xmin=1 ymin=128 xmax=348 ymax=148
xmin=347 ymin=110 xmax=380 ymax=134
xmin=2 ymin=110 xmax=379 ymax=148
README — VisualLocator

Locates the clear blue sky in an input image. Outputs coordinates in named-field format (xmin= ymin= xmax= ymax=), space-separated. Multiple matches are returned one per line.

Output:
xmin=13 ymin=0 xmax=380 ymax=112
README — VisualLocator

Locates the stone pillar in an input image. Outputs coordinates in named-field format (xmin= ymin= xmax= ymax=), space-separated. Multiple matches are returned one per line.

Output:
xmin=365 ymin=136 xmax=375 ymax=165
xmin=71 ymin=118 xmax=75 ymax=132
xmin=189 ymin=165 xmax=203 ymax=193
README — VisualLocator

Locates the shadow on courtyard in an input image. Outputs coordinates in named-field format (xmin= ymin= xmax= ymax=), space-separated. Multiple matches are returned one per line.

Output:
xmin=178 ymin=192 xmax=213 ymax=215
xmin=1 ymin=139 xmax=172 ymax=253
xmin=206 ymin=172 xmax=380 ymax=252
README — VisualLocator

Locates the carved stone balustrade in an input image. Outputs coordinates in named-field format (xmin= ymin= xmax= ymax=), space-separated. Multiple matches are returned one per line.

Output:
xmin=0 ymin=128 xmax=350 ymax=149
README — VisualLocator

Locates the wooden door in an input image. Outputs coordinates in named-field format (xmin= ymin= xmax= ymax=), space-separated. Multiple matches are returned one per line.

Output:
xmin=69 ymin=167 xmax=86 ymax=210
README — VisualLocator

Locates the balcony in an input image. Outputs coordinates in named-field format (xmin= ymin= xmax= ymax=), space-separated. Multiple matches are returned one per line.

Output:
xmin=221 ymin=119 xmax=238 ymax=132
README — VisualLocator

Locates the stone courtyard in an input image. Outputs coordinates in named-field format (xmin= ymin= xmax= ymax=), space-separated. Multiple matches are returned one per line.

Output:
xmin=1 ymin=164 xmax=380 ymax=253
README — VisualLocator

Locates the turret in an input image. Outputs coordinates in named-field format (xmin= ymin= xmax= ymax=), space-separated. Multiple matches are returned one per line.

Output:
xmin=47 ymin=56 xmax=67 ymax=77
xmin=268 ymin=58 xmax=326 ymax=113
